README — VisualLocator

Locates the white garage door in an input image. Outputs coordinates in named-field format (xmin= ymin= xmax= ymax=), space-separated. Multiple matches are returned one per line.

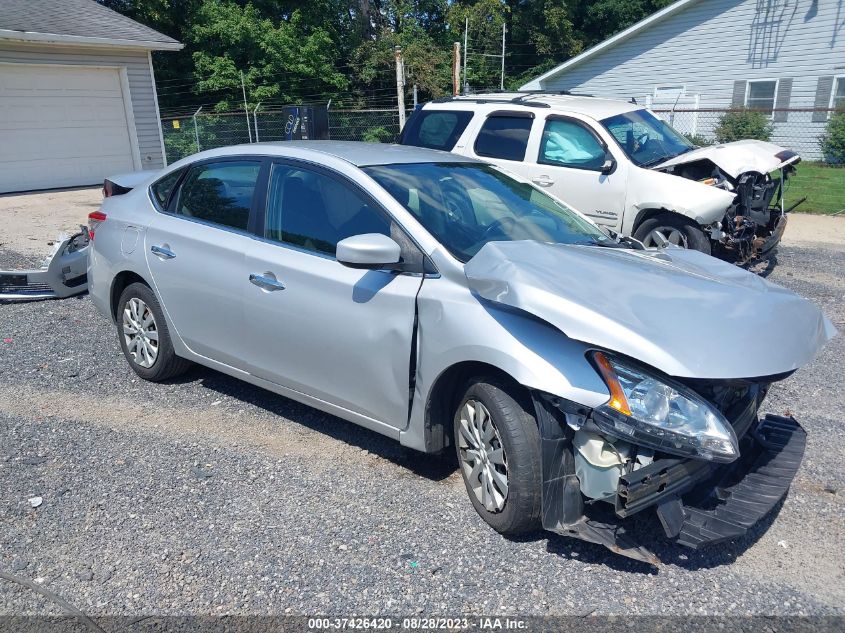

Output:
xmin=0 ymin=63 xmax=138 ymax=194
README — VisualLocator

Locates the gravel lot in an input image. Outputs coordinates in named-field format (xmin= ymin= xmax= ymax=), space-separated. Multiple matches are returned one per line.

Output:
xmin=0 ymin=236 xmax=843 ymax=617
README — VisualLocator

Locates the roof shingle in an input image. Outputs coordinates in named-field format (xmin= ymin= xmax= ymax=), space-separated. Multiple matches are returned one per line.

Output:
xmin=0 ymin=0 xmax=181 ymax=49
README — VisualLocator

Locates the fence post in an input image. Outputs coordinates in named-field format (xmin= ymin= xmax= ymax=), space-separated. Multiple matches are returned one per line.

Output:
xmin=192 ymin=106 xmax=202 ymax=153
xmin=241 ymin=71 xmax=253 ymax=143
xmin=395 ymin=47 xmax=406 ymax=132
xmin=253 ymin=102 xmax=262 ymax=143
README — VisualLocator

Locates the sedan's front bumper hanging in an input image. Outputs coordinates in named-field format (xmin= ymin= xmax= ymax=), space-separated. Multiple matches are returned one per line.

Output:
xmin=534 ymin=394 xmax=805 ymax=565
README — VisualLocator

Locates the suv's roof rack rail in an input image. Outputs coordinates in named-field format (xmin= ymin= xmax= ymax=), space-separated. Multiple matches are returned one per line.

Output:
xmin=431 ymin=91 xmax=596 ymax=109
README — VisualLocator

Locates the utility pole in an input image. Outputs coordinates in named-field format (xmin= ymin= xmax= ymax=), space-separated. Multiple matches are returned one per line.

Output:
xmin=253 ymin=102 xmax=262 ymax=143
xmin=192 ymin=106 xmax=202 ymax=153
xmin=240 ymin=71 xmax=252 ymax=143
xmin=463 ymin=17 xmax=469 ymax=94
xmin=394 ymin=46 xmax=406 ymax=131
xmin=413 ymin=84 xmax=418 ymax=109
xmin=500 ymin=22 xmax=506 ymax=91
xmin=452 ymin=42 xmax=461 ymax=96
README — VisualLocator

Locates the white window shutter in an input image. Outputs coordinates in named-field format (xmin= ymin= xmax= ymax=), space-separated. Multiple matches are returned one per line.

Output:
xmin=731 ymin=80 xmax=747 ymax=107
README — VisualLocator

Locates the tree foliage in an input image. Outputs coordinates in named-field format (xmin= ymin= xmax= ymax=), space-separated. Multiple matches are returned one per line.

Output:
xmin=98 ymin=0 xmax=677 ymax=112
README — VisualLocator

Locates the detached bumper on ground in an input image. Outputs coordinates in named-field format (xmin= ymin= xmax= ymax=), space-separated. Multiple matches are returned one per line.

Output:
xmin=0 ymin=231 xmax=90 ymax=301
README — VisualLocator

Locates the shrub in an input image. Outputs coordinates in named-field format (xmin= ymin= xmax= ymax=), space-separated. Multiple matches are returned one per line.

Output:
xmin=714 ymin=110 xmax=773 ymax=143
xmin=362 ymin=126 xmax=395 ymax=143
xmin=820 ymin=111 xmax=845 ymax=164
xmin=683 ymin=133 xmax=714 ymax=147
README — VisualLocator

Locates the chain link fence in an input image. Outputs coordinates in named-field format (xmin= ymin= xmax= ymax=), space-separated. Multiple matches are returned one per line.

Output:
xmin=162 ymin=108 xmax=412 ymax=163
xmin=652 ymin=108 xmax=842 ymax=163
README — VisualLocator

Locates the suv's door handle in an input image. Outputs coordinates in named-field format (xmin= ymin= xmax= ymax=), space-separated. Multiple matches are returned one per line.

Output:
xmin=249 ymin=273 xmax=285 ymax=291
xmin=150 ymin=244 xmax=176 ymax=260
xmin=532 ymin=176 xmax=554 ymax=187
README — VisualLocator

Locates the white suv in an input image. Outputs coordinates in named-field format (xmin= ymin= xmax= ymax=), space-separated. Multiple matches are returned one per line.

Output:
xmin=400 ymin=92 xmax=801 ymax=262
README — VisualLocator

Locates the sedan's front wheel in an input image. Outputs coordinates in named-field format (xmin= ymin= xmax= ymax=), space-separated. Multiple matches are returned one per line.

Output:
xmin=454 ymin=378 xmax=542 ymax=535
xmin=117 ymin=282 xmax=191 ymax=382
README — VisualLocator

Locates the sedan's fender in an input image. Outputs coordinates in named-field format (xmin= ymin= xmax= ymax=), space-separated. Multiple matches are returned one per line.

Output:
xmin=621 ymin=168 xmax=735 ymax=235
xmin=400 ymin=281 xmax=610 ymax=453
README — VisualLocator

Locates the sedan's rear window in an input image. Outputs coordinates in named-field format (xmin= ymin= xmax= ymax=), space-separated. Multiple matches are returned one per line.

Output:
xmin=150 ymin=169 xmax=183 ymax=210
xmin=401 ymin=110 xmax=474 ymax=151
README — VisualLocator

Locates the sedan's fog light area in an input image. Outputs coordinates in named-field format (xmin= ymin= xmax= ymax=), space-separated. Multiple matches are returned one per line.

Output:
xmin=590 ymin=352 xmax=739 ymax=462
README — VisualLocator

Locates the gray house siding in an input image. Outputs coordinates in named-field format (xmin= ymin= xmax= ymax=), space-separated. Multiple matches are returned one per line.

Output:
xmin=532 ymin=0 xmax=845 ymax=160
xmin=0 ymin=42 xmax=166 ymax=169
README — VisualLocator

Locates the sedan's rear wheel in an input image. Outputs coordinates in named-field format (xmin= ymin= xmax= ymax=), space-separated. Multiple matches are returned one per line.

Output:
xmin=453 ymin=378 xmax=541 ymax=535
xmin=117 ymin=282 xmax=191 ymax=382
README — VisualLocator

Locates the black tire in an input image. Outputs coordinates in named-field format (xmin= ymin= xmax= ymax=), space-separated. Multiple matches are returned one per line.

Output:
xmin=116 ymin=282 xmax=191 ymax=382
xmin=453 ymin=377 xmax=542 ymax=535
xmin=633 ymin=212 xmax=712 ymax=255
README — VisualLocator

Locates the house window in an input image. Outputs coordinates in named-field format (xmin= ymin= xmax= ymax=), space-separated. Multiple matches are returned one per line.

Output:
xmin=833 ymin=77 xmax=845 ymax=112
xmin=745 ymin=80 xmax=778 ymax=115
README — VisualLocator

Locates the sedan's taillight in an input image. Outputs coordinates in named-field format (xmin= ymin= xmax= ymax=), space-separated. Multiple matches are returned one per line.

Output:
xmin=88 ymin=211 xmax=107 ymax=240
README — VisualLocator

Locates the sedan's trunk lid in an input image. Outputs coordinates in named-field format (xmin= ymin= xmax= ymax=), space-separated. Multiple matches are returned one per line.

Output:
xmin=464 ymin=241 xmax=834 ymax=379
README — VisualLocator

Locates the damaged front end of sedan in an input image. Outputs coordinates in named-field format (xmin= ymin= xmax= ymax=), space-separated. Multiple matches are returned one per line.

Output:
xmin=464 ymin=240 xmax=834 ymax=564
xmin=657 ymin=141 xmax=802 ymax=264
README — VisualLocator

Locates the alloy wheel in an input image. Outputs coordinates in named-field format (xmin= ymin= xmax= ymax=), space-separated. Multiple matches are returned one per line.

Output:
xmin=643 ymin=227 xmax=688 ymax=248
xmin=457 ymin=399 xmax=508 ymax=512
xmin=122 ymin=297 xmax=159 ymax=368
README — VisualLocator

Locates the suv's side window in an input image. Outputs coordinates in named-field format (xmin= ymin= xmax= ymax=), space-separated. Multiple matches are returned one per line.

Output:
xmin=539 ymin=119 xmax=606 ymax=170
xmin=264 ymin=163 xmax=391 ymax=256
xmin=175 ymin=161 xmax=261 ymax=231
xmin=473 ymin=114 xmax=533 ymax=161
xmin=401 ymin=110 xmax=474 ymax=151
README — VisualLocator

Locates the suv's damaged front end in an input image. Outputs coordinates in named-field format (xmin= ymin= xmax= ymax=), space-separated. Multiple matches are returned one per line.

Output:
xmin=657 ymin=140 xmax=802 ymax=263
xmin=464 ymin=239 xmax=834 ymax=564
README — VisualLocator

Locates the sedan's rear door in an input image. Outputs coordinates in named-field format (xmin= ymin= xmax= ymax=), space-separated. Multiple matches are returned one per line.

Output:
xmin=145 ymin=158 xmax=266 ymax=368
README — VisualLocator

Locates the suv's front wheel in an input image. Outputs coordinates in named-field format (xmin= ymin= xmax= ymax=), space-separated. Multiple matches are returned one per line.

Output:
xmin=453 ymin=378 xmax=542 ymax=535
xmin=634 ymin=212 xmax=712 ymax=254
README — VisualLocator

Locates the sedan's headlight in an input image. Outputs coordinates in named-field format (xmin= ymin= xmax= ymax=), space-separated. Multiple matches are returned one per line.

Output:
xmin=590 ymin=351 xmax=739 ymax=463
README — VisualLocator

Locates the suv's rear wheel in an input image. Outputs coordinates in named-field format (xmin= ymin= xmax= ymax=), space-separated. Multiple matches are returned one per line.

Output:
xmin=453 ymin=378 xmax=542 ymax=535
xmin=634 ymin=212 xmax=711 ymax=254
xmin=117 ymin=282 xmax=191 ymax=382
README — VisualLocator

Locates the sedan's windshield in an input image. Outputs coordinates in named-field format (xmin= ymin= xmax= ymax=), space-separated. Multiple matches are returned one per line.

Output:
xmin=601 ymin=109 xmax=695 ymax=168
xmin=363 ymin=163 xmax=610 ymax=262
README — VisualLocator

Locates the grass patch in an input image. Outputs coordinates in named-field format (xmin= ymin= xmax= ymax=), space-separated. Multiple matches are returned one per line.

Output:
xmin=785 ymin=162 xmax=845 ymax=215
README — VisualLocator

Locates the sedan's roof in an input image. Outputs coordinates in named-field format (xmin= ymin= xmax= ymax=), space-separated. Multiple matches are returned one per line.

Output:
xmin=234 ymin=140 xmax=479 ymax=167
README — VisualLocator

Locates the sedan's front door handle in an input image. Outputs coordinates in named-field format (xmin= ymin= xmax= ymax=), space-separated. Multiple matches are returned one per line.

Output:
xmin=532 ymin=176 xmax=554 ymax=187
xmin=151 ymin=244 xmax=176 ymax=260
xmin=249 ymin=273 xmax=285 ymax=291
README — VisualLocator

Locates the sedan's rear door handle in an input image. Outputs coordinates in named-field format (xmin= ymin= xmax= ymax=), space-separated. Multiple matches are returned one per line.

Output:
xmin=151 ymin=244 xmax=176 ymax=259
xmin=532 ymin=176 xmax=554 ymax=187
xmin=249 ymin=273 xmax=285 ymax=291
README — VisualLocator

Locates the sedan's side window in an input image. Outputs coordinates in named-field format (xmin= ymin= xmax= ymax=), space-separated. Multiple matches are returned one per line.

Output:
xmin=264 ymin=164 xmax=391 ymax=256
xmin=473 ymin=114 xmax=533 ymax=161
xmin=175 ymin=161 xmax=261 ymax=231
xmin=539 ymin=119 xmax=607 ymax=171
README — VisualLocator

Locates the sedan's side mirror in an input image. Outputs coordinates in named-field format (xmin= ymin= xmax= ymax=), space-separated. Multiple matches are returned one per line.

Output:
xmin=336 ymin=233 xmax=402 ymax=269
xmin=601 ymin=156 xmax=617 ymax=175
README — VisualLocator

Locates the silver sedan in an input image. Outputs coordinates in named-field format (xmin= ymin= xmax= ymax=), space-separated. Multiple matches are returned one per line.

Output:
xmin=88 ymin=141 xmax=834 ymax=564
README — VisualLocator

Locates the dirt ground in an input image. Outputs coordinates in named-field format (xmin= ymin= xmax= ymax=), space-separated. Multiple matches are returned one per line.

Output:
xmin=1 ymin=187 xmax=843 ymax=260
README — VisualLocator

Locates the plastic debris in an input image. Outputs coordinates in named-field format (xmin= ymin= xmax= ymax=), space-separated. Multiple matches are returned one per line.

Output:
xmin=28 ymin=496 xmax=43 ymax=508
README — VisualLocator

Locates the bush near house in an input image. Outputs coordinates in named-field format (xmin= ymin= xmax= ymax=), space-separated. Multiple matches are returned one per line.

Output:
xmin=683 ymin=133 xmax=715 ymax=147
xmin=714 ymin=110 xmax=773 ymax=143
xmin=820 ymin=111 xmax=845 ymax=165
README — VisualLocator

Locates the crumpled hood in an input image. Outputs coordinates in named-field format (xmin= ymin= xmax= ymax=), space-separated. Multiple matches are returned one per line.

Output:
xmin=657 ymin=139 xmax=799 ymax=178
xmin=464 ymin=241 xmax=835 ymax=379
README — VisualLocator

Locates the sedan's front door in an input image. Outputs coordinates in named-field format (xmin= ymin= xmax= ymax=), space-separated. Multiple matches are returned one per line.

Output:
xmin=242 ymin=161 xmax=422 ymax=428
xmin=145 ymin=159 xmax=264 ymax=368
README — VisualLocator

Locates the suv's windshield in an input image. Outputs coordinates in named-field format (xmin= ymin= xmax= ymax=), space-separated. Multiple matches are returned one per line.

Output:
xmin=601 ymin=109 xmax=695 ymax=168
xmin=363 ymin=163 xmax=609 ymax=262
